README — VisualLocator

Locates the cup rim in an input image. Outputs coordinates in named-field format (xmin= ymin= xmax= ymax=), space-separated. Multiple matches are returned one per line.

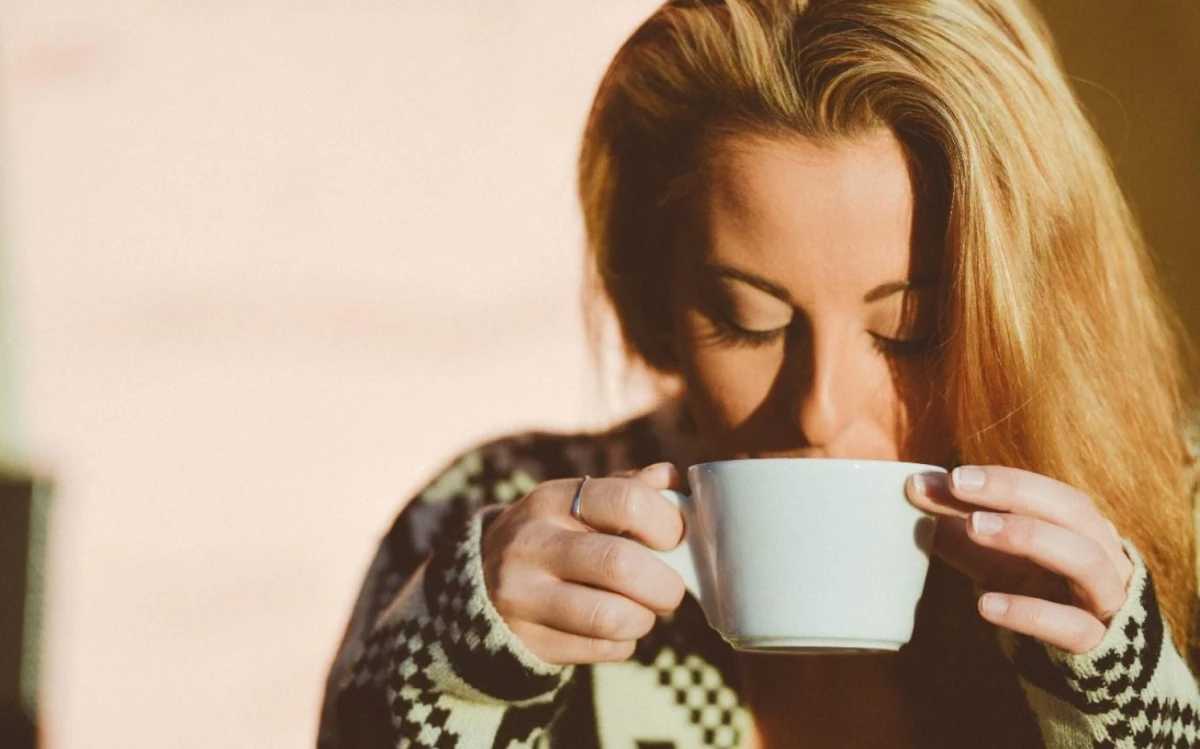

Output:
xmin=688 ymin=457 xmax=947 ymax=473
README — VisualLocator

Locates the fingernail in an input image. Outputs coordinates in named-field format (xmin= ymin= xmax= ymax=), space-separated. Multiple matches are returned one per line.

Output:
xmin=979 ymin=593 xmax=1009 ymax=617
xmin=908 ymin=474 xmax=926 ymax=495
xmin=952 ymin=466 xmax=986 ymax=492
xmin=971 ymin=511 xmax=1004 ymax=535
xmin=908 ymin=471 xmax=948 ymax=496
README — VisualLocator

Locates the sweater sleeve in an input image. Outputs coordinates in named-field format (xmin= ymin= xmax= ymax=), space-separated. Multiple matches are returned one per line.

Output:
xmin=1003 ymin=543 xmax=1200 ymax=748
xmin=320 ymin=448 xmax=575 ymax=749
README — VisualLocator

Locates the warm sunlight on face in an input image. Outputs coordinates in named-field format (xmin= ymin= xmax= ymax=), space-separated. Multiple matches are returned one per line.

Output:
xmin=671 ymin=129 xmax=950 ymax=464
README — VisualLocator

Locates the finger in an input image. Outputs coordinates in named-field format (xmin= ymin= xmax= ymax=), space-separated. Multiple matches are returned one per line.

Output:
xmin=549 ymin=532 xmax=686 ymax=614
xmin=568 ymin=476 xmax=685 ymax=551
xmin=636 ymin=462 xmax=683 ymax=490
xmin=948 ymin=466 xmax=1117 ymax=556
xmin=966 ymin=511 xmax=1126 ymax=619
xmin=609 ymin=462 xmax=681 ymax=490
xmin=977 ymin=592 xmax=1107 ymax=654
xmin=906 ymin=472 xmax=975 ymax=517
xmin=509 ymin=620 xmax=637 ymax=666
xmin=486 ymin=564 xmax=661 ymax=642
xmin=531 ymin=581 xmax=658 ymax=641
xmin=911 ymin=465 xmax=1128 ymax=580
xmin=931 ymin=515 xmax=1063 ymax=599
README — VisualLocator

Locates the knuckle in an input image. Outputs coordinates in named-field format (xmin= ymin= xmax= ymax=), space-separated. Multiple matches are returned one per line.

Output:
xmin=586 ymin=600 xmax=624 ymax=639
xmin=599 ymin=540 xmax=637 ymax=582
xmin=1080 ymin=544 xmax=1114 ymax=584
xmin=1014 ymin=602 xmax=1047 ymax=631
xmin=1003 ymin=518 xmax=1035 ymax=548
xmin=488 ymin=566 xmax=523 ymax=614
xmin=508 ymin=523 xmax=550 ymax=561
xmin=981 ymin=466 xmax=1012 ymax=497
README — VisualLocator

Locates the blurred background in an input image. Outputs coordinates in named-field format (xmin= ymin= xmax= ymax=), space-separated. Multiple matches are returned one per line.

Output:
xmin=0 ymin=1 xmax=1194 ymax=747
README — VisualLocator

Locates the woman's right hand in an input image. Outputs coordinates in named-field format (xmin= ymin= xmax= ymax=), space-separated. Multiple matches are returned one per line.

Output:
xmin=480 ymin=463 xmax=688 ymax=665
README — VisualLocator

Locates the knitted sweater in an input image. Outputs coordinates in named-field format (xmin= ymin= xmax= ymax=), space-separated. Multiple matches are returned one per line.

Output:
xmin=318 ymin=409 xmax=1200 ymax=748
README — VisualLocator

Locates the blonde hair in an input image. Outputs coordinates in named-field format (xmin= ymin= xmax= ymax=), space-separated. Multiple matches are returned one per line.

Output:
xmin=580 ymin=0 xmax=1196 ymax=650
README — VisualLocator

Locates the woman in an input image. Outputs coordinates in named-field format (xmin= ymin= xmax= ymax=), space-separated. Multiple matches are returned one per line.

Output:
xmin=319 ymin=0 xmax=1200 ymax=746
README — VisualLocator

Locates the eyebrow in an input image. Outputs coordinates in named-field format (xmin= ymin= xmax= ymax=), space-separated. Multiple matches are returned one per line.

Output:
xmin=863 ymin=280 xmax=928 ymax=303
xmin=709 ymin=264 xmax=930 ymax=305
xmin=709 ymin=264 xmax=793 ymax=302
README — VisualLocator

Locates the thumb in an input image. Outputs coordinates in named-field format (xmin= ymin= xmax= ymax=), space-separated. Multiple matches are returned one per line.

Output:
xmin=634 ymin=462 xmax=682 ymax=491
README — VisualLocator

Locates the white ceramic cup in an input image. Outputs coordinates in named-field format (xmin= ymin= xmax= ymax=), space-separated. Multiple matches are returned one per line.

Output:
xmin=654 ymin=458 xmax=943 ymax=653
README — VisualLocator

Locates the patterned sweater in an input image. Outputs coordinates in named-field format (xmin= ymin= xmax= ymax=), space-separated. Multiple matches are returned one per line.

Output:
xmin=318 ymin=409 xmax=1200 ymax=748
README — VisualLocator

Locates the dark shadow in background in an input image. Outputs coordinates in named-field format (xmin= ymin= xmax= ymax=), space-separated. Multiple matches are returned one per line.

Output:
xmin=0 ymin=474 xmax=48 ymax=749
xmin=1034 ymin=0 xmax=1200 ymax=371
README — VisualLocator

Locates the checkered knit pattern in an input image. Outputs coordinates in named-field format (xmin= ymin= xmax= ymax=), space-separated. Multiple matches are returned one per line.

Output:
xmin=1007 ymin=544 xmax=1200 ymax=748
xmin=419 ymin=509 xmax=572 ymax=704
xmin=334 ymin=508 xmax=572 ymax=749
xmin=651 ymin=648 xmax=742 ymax=748
xmin=320 ymin=412 xmax=1200 ymax=749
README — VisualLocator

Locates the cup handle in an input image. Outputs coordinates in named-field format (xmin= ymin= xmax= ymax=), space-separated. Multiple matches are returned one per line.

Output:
xmin=652 ymin=490 xmax=704 ymax=602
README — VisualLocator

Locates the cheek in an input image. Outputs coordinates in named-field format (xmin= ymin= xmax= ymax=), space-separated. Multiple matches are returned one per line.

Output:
xmin=690 ymin=350 xmax=781 ymax=425
xmin=850 ymin=357 xmax=910 ymax=446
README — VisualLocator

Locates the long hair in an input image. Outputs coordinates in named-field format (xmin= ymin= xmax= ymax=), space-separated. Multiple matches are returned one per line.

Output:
xmin=579 ymin=0 xmax=1196 ymax=651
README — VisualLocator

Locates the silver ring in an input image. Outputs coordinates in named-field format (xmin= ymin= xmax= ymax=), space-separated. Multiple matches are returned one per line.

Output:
xmin=570 ymin=476 xmax=591 ymax=525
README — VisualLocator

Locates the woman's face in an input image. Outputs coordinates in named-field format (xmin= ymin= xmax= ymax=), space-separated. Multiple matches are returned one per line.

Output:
xmin=670 ymin=129 xmax=951 ymax=465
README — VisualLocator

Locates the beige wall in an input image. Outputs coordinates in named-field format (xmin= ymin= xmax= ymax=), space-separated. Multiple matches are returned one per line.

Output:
xmin=0 ymin=3 xmax=660 ymax=747
xmin=0 ymin=3 xmax=1193 ymax=748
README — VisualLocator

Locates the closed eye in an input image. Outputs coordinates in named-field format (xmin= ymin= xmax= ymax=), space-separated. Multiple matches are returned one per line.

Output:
xmin=707 ymin=316 xmax=788 ymax=348
xmin=870 ymin=333 xmax=934 ymax=358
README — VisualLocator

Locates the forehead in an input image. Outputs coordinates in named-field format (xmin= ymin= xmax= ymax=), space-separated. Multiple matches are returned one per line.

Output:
xmin=698 ymin=130 xmax=923 ymax=295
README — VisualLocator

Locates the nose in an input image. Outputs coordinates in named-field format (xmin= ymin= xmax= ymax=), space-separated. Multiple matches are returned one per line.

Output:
xmin=789 ymin=324 xmax=862 ymax=449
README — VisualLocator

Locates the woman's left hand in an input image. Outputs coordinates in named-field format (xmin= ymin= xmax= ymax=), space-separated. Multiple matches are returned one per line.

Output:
xmin=906 ymin=465 xmax=1134 ymax=654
